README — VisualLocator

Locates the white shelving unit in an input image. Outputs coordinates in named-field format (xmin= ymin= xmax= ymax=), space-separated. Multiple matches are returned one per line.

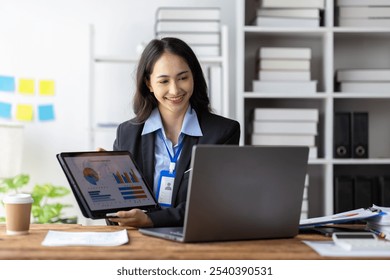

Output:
xmin=236 ymin=0 xmax=390 ymax=217
xmin=90 ymin=25 xmax=230 ymax=151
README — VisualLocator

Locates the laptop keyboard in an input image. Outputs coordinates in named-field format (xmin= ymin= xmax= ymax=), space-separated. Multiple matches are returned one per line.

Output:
xmin=170 ymin=230 xmax=184 ymax=237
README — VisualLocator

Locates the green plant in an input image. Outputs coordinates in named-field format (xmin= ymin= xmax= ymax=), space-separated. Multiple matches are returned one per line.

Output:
xmin=0 ymin=173 xmax=76 ymax=224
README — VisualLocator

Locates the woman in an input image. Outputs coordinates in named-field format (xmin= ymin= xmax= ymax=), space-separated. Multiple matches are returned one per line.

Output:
xmin=108 ymin=37 xmax=240 ymax=228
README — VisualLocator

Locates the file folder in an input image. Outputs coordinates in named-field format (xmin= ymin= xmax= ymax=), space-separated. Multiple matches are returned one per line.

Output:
xmin=352 ymin=112 xmax=369 ymax=158
xmin=334 ymin=112 xmax=351 ymax=158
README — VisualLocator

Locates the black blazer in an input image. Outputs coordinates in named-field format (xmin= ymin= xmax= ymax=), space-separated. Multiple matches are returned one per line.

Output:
xmin=113 ymin=110 xmax=240 ymax=227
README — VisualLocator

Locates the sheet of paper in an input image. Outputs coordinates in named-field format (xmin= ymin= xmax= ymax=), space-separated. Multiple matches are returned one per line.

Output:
xmin=303 ymin=240 xmax=390 ymax=257
xmin=39 ymin=80 xmax=55 ymax=96
xmin=38 ymin=104 xmax=55 ymax=121
xmin=16 ymin=104 xmax=33 ymax=121
xmin=0 ymin=75 xmax=15 ymax=92
xmin=0 ymin=102 xmax=12 ymax=118
xmin=41 ymin=229 xmax=129 ymax=246
xmin=18 ymin=78 xmax=35 ymax=94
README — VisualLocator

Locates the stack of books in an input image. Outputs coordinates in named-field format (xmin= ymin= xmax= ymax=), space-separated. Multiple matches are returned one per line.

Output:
xmin=254 ymin=0 xmax=324 ymax=28
xmin=337 ymin=0 xmax=390 ymax=27
xmin=251 ymin=108 xmax=319 ymax=159
xmin=366 ymin=205 xmax=390 ymax=240
xmin=155 ymin=7 xmax=221 ymax=57
xmin=337 ymin=69 xmax=390 ymax=93
xmin=253 ymin=47 xmax=317 ymax=94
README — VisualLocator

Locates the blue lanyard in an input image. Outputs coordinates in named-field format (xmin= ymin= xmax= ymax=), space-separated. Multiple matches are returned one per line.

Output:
xmin=159 ymin=131 xmax=184 ymax=174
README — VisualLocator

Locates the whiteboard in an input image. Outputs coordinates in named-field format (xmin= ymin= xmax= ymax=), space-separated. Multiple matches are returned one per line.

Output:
xmin=0 ymin=18 xmax=91 ymax=218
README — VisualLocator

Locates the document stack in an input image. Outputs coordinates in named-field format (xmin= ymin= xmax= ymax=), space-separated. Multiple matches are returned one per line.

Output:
xmin=251 ymin=108 xmax=319 ymax=159
xmin=337 ymin=69 xmax=390 ymax=93
xmin=366 ymin=205 xmax=390 ymax=240
xmin=155 ymin=7 xmax=221 ymax=57
xmin=254 ymin=0 xmax=324 ymax=28
xmin=337 ymin=0 xmax=390 ymax=27
xmin=253 ymin=47 xmax=317 ymax=94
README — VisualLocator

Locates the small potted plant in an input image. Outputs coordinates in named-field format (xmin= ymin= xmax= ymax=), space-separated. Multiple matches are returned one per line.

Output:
xmin=0 ymin=173 xmax=77 ymax=224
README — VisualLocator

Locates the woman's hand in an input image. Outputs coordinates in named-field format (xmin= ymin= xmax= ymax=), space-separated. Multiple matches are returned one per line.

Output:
xmin=109 ymin=209 xmax=154 ymax=228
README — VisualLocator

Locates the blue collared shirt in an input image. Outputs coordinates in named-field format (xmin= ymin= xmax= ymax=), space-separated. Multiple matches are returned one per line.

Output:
xmin=141 ymin=106 xmax=203 ymax=195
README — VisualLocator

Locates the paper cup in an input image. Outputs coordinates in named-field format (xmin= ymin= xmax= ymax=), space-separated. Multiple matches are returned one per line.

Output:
xmin=3 ymin=193 xmax=33 ymax=235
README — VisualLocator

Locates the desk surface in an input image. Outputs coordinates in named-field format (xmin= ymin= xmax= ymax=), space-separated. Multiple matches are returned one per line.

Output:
xmin=0 ymin=224 xmax=386 ymax=260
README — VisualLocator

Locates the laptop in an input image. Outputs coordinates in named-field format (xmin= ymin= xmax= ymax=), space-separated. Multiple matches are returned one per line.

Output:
xmin=139 ymin=145 xmax=309 ymax=242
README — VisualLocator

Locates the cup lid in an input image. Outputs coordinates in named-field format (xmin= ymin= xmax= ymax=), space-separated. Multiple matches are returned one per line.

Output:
xmin=3 ymin=193 xmax=33 ymax=204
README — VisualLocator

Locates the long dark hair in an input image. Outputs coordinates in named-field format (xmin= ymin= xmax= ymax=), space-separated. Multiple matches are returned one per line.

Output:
xmin=133 ymin=37 xmax=211 ymax=123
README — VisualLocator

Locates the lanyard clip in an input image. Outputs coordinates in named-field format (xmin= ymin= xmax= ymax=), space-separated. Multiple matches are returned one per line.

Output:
xmin=169 ymin=162 xmax=176 ymax=174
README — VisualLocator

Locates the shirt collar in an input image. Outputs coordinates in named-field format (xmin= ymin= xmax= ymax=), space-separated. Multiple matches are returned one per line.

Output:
xmin=141 ymin=106 xmax=203 ymax=137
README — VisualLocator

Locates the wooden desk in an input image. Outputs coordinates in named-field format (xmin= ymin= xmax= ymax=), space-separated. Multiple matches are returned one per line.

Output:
xmin=0 ymin=224 xmax=385 ymax=260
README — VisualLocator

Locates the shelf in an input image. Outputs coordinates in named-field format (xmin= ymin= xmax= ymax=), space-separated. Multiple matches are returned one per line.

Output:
xmin=333 ymin=159 xmax=390 ymax=165
xmin=237 ymin=0 xmax=390 ymax=217
xmin=332 ymin=93 xmax=390 ymax=99
xmin=244 ymin=92 xmax=328 ymax=99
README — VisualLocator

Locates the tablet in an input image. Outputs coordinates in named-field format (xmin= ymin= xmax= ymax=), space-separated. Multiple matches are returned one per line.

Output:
xmin=57 ymin=151 xmax=160 ymax=219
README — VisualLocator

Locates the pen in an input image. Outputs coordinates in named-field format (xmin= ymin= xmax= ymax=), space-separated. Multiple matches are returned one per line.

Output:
xmin=367 ymin=227 xmax=390 ymax=241
xmin=184 ymin=168 xmax=192 ymax=174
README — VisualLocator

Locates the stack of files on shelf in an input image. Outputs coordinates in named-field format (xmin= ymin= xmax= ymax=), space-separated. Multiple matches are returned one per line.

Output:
xmin=337 ymin=69 xmax=390 ymax=93
xmin=301 ymin=174 xmax=310 ymax=220
xmin=254 ymin=0 xmax=324 ymax=27
xmin=253 ymin=47 xmax=317 ymax=93
xmin=366 ymin=205 xmax=390 ymax=239
xmin=251 ymin=108 xmax=319 ymax=158
xmin=337 ymin=0 xmax=390 ymax=27
xmin=155 ymin=7 xmax=221 ymax=57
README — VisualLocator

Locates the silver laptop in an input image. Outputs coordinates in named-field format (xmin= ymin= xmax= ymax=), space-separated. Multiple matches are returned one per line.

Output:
xmin=139 ymin=145 xmax=309 ymax=242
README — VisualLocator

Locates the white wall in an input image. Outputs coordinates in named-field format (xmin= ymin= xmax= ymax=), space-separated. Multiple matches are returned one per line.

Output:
xmin=0 ymin=0 xmax=238 ymax=224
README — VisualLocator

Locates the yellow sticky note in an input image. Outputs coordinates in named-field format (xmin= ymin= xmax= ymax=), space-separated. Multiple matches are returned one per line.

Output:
xmin=39 ymin=80 xmax=55 ymax=96
xmin=16 ymin=104 xmax=34 ymax=121
xmin=18 ymin=79 xmax=35 ymax=94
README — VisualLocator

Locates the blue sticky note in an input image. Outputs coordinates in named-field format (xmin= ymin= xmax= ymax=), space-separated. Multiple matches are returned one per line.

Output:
xmin=38 ymin=104 xmax=55 ymax=121
xmin=0 ymin=76 xmax=15 ymax=92
xmin=0 ymin=102 xmax=12 ymax=119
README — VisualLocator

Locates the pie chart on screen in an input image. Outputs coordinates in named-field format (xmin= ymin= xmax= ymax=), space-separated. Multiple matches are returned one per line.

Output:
xmin=83 ymin=167 xmax=99 ymax=185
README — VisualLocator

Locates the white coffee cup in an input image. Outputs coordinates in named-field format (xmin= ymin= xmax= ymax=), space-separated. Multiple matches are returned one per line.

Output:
xmin=3 ymin=193 xmax=33 ymax=235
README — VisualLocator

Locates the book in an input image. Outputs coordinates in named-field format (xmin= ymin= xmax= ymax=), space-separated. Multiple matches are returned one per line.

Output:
xmin=251 ymin=134 xmax=315 ymax=146
xmin=254 ymin=108 xmax=319 ymax=122
xmin=257 ymin=8 xmax=320 ymax=18
xmin=156 ymin=32 xmax=220 ymax=45
xmin=208 ymin=66 xmax=222 ymax=115
xmin=191 ymin=45 xmax=220 ymax=57
xmin=259 ymin=59 xmax=310 ymax=70
xmin=339 ymin=18 xmax=390 ymax=28
xmin=255 ymin=16 xmax=319 ymax=28
xmin=337 ymin=69 xmax=390 ymax=82
xmin=337 ymin=0 xmax=390 ymax=6
xmin=253 ymin=80 xmax=317 ymax=93
xmin=309 ymin=146 xmax=318 ymax=159
xmin=261 ymin=0 xmax=325 ymax=9
xmin=252 ymin=120 xmax=317 ymax=135
xmin=299 ymin=207 xmax=383 ymax=228
xmin=258 ymin=70 xmax=310 ymax=81
xmin=156 ymin=20 xmax=220 ymax=33
xmin=156 ymin=7 xmax=220 ymax=21
xmin=339 ymin=7 xmax=390 ymax=18
xmin=340 ymin=82 xmax=390 ymax=93
xmin=259 ymin=47 xmax=311 ymax=59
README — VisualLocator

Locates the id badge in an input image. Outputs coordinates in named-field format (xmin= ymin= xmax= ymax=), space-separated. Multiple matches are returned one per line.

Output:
xmin=156 ymin=170 xmax=175 ymax=207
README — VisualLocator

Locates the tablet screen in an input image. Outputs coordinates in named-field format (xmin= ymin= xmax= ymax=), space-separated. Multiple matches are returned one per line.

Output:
xmin=58 ymin=152 xmax=157 ymax=217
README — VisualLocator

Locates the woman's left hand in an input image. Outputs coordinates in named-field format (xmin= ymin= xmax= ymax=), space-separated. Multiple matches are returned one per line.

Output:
xmin=109 ymin=209 xmax=153 ymax=228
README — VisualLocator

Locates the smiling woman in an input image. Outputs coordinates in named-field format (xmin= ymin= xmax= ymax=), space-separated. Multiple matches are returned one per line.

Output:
xmin=108 ymin=37 xmax=240 ymax=228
